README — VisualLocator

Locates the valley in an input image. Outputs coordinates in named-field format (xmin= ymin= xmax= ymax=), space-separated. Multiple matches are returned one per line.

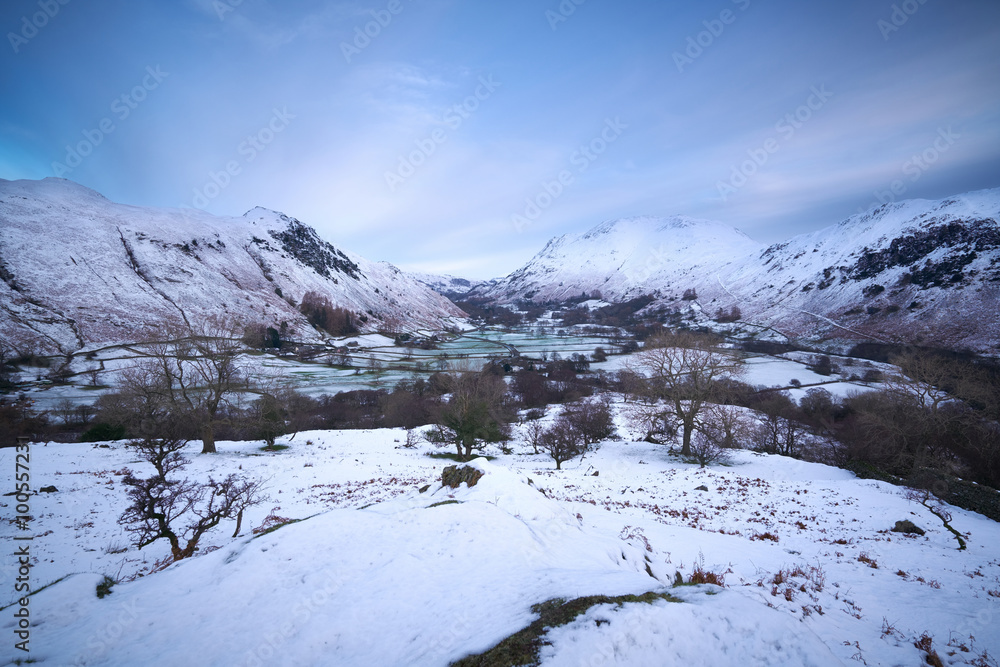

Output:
xmin=2 ymin=179 xmax=998 ymax=667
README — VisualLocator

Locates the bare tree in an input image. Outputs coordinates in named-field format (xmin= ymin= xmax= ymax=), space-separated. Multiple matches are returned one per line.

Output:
xmin=180 ymin=317 xmax=252 ymax=453
xmin=751 ymin=414 xmax=805 ymax=458
xmin=97 ymin=360 xmax=188 ymax=440
xmin=247 ymin=392 xmax=286 ymax=451
xmin=94 ymin=317 xmax=256 ymax=453
xmin=688 ymin=405 xmax=752 ymax=467
xmin=118 ymin=438 xmax=265 ymax=560
xmin=561 ymin=396 xmax=617 ymax=446
xmin=540 ymin=419 xmax=585 ymax=470
xmin=523 ymin=419 xmax=546 ymax=455
xmin=875 ymin=352 xmax=979 ymax=475
xmin=690 ymin=429 xmax=730 ymax=468
xmin=145 ymin=318 xmax=251 ymax=452
xmin=701 ymin=403 xmax=751 ymax=448
xmin=905 ymin=487 xmax=967 ymax=550
xmin=629 ymin=331 xmax=744 ymax=455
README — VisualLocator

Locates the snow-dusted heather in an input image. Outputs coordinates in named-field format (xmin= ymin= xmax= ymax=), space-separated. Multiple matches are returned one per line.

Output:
xmin=3 ymin=407 xmax=998 ymax=666
xmin=0 ymin=178 xmax=465 ymax=354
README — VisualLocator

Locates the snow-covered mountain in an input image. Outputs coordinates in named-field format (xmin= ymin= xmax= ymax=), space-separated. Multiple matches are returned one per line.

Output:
xmin=712 ymin=189 xmax=1000 ymax=351
xmin=474 ymin=192 xmax=1000 ymax=353
xmin=407 ymin=271 xmax=483 ymax=296
xmin=0 ymin=178 xmax=465 ymax=353
xmin=472 ymin=215 xmax=763 ymax=303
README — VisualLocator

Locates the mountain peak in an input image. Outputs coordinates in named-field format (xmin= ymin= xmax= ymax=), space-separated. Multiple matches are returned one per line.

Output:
xmin=472 ymin=214 xmax=761 ymax=303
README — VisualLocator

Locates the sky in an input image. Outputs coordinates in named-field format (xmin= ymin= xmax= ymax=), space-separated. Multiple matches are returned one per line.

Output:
xmin=1 ymin=0 xmax=999 ymax=280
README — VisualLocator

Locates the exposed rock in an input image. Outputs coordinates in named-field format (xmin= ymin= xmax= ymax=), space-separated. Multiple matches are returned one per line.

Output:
xmin=891 ymin=520 xmax=925 ymax=535
xmin=442 ymin=465 xmax=485 ymax=489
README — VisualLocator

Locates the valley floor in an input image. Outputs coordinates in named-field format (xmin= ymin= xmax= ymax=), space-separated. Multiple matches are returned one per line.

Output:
xmin=2 ymin=408 xmax=998 ymax=666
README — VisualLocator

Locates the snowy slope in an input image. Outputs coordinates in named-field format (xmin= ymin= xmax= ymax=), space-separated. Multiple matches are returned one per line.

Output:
xmin=3 ymin=422 xmax=999 ymax=666
xmin=712 ymin=190 xmax=1000 ymax=351
xmin=407 ymin=271 xmax=483 ymax=296
xmin=473 ymin=215 xmax=763 ymax=304
xmin=0 ymin=178 xmax=465 ymax=353
xmin=476 ymin=192 xmax=1000 ymax=352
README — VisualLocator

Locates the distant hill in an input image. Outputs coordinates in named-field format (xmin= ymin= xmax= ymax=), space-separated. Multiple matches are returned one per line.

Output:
xmin=406 ymin=271 xmax=484 ymax=297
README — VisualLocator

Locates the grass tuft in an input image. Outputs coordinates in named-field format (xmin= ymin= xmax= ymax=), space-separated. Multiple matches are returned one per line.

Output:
xmin=428 ymin=500 xmax=462 ymax=508
xmin=449 ymin=591 xmax=682 ymax=667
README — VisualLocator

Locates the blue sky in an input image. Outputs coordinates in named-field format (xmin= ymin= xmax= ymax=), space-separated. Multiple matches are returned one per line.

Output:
xmin=2 ymin=0 xmax=999 ymax=279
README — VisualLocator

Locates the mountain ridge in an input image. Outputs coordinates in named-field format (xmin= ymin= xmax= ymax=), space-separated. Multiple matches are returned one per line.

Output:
xmin=0 ymin=178 xmax=464 ymax=354
xmin=472 ymin=189 xmax=1000 ymax=353
xmin=473 ymin=214 xmax=763 ymax=304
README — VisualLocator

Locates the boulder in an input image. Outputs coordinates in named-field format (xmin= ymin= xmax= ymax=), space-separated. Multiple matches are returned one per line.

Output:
xmin=442 ymin=465 xmax=485 ymax=489
xmin=891 ymin=520 xmax=925 ymax=535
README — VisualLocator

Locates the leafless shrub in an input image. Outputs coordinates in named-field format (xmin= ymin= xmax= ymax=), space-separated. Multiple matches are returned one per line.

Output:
xmin=118 ymin=438 xmax=265 ymax=561
xmin=540 ymin=419 xmax=586 ymax=470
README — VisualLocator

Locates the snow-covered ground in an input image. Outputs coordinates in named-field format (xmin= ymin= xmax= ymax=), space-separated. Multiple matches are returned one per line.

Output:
xmin=2 ymin=406 xmax=998 ymax=666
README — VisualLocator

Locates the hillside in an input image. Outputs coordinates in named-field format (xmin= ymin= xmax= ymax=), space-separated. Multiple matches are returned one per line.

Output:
xmin=715 ymin=190 xmax=1000 ymax=351
xmin=3 ymin=422 xmax=998 ymax=666
xmin=474 ymin=192 xmax=1000 ymax=353
xmin=0 ymin=178 xmax=465 ymax=354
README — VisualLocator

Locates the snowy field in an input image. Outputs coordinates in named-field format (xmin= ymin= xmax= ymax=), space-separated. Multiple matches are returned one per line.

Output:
xmin=2 ymin=406 xmax=998 ymax=666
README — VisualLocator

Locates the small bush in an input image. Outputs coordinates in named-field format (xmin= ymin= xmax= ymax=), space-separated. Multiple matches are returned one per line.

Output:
xmin=914 ymin=634 xmax=944 ymax=667
xmin=680 ymin=552 xmax=727 ymax=587
xmin=751 ymin=531 xmax=780 ymax=542
xmin=96 ymin=575 xmax=115 ymax=599
xmin=252 ymin=511 xmax=299 ymax=536
xmin=81 ymin=423 xmax=127 ymax=443
xmin=857 ymin=552 xmax=878 ymax=569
